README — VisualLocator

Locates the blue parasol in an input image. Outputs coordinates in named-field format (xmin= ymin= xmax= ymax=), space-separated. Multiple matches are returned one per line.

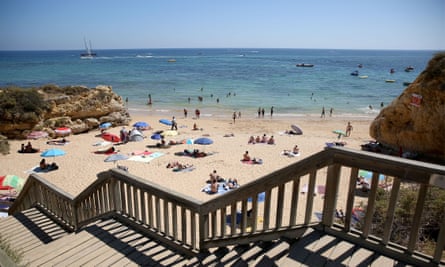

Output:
xmin=133 ymin=121 xmax=149 ymax=129
xmin=194 ymin=137 xmax=213 ymax=145
xmin=99 ymin=122 xmax=112 ymax=129
xmin=151 ymin=133 xmax=162 ymax=140
xmin=159 ymin=119 xmax=172 ymax=126
xmin=41 ymin=148 xmax=66 ymax=158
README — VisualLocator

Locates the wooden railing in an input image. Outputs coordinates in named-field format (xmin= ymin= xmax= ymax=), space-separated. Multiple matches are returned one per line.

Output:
xmin=8 ymin=147 xmax=445 ymax=265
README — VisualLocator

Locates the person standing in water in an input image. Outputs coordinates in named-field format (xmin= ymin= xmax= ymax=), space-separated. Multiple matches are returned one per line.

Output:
xmin=346 ymin=122 xmax=353 ymax=137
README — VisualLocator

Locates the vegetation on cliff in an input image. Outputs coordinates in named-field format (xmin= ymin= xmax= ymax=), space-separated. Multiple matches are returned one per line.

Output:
xmin=0 ymin=86 xmax=49 ymax=123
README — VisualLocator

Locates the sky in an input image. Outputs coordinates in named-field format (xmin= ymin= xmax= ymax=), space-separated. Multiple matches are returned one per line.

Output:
xmin=0 ymin=0 xmax=444 ymax=51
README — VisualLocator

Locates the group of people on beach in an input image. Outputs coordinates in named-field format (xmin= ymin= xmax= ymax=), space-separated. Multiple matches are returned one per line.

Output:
xmin=257 ymin=106 xmax=274 ymax=118
xmin=206 ymin=169 xmax=239 ymax=194
xmin=248 ymin=134 xmax=275 ymax=145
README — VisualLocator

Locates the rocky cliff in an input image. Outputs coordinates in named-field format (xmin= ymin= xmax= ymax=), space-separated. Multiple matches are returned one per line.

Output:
xmin=0 ymin=84 xmax=131 ymax=139
xmin=370 ymin=52 xmax=445 ymax=161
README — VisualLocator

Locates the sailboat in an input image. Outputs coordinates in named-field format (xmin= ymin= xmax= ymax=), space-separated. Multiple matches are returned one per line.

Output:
xmin=80 ymin=38 xmax=97 ymax=59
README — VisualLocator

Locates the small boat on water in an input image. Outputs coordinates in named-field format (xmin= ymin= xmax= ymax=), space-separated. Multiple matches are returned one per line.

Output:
xmin=385 ymin=79 xmax=396 ymax=83
xmin=405 ymin=66 xmax=414 ymax=72
xmin=350 ymin=70 xmax=359 ymax=76
xmin=359 ymin=75 xmax=368 ymax=79
xmin=296 ymin=63 xmax=314 ymax=67
xmin=167 ymin=59 xmax=176 ymax=62
xmin=80 ymin=38 xmax=97 ymax=59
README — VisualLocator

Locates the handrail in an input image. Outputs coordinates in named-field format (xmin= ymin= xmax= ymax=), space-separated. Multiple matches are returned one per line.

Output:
xmin=7 ymin=147 xmax=445 ymax=265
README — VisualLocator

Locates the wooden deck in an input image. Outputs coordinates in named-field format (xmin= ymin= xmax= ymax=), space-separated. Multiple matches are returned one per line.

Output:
xmin=2 ymin=147 xmax=444 ymax=266
xmin=0 ymin=207 xmax=420 ymax=266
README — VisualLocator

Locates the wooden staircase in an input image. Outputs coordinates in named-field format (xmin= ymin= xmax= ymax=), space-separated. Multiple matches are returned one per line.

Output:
xmin=1 ymin=147 xmax=444 ymax=266
xmin=0 ymin=207 xmax=419 ymax=266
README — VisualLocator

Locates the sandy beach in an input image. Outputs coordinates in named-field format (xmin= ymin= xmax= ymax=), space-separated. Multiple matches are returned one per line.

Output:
xmin=1 ymin=112 xmax=374 ymax=204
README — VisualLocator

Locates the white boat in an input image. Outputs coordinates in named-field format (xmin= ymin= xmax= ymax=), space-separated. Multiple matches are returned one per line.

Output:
xmin=80 ymin=38 xmax=97 ymax=59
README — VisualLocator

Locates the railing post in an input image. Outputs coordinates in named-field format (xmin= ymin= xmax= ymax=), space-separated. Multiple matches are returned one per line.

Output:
xmin=199 ymin=212 xmax=208 ymax=251
xmin=322 ymin=164 xmax=341 ymax=227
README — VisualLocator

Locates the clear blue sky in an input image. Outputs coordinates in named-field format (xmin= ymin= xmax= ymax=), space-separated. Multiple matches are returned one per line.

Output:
xmin=1 ymin=0 xmax=444 ymax=50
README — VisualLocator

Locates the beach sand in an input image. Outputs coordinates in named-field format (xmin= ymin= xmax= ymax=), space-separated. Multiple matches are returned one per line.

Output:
xmin=1 ymin=113 xmax=374 ymax=206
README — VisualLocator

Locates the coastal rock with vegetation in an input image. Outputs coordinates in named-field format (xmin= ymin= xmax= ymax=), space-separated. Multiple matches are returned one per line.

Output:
xmin=370 ymin=52 xmax=445 ymax=161
xmin=0 ymin=84 xmax=131 ymax=140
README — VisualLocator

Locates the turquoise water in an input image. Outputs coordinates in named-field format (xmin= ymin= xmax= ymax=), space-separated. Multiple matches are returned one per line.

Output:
xmin=0 ymin=48 xmax=437 ymax=118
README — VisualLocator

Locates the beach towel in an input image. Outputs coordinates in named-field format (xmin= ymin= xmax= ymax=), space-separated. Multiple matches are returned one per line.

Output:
xmin=26 ymin=165 xmax=59 ymax=174
xmin=201 ymin=182 xmax=237 ymax=194
xmin=241 ymin=159 xmax=263 ymax=165
xmin=128 ymin=152 xmax=164 ymax=163
xmin=281 ymin=151 xmax=300 ymax=157
xmin=130 ymin=150 xmax=152 ymax=156
xmin=172 ymin=166 xmax=195 ymax=172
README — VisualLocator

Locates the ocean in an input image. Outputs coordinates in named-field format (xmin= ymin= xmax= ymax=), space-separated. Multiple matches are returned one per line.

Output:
xmin=0 ymin=48 xmax=438 ymax=118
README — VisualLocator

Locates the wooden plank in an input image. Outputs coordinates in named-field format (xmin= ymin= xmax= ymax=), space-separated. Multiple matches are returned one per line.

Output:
xmin=147 ymin=193 xmax=153 ymax=226
xmin=220 ymin=207 xmax=226 ymax=237
xmin=290 ymin=176 xmax=300 ymax=226
xmin=362 ymin=172 xmax=381 ymax=238
xmin=163 ymin=199 xmax=169 ymax=235
xmin=172 ymin=203 xmax=178 ymax=240
xmin=407 ymin=183 xmax=428 ymax=253
xmin=263 ymin=189 xmax=271 ymax=229
xmin=305 ymin=170 xmax=317 ymax=225
xmin=276 ymin=183 xmax=285 ymax=228
xmin=140 ymin=189 xmax=146 ymax=224
xmin=155 ymin=195 xmax=160 ymax=230
xmin=230 ymin=203 xmax=237 ymax=235
xmin=191 ymin=211 xmax=197 ymax=249
xmin=345 ymin=167 xmax=359 ymax=232
xmin=241 ymin=199 xmax=248 ymax=234
xmin=382 ymin=177 xmax=401 ymax=245
xmin=181 ymin=206 xmax=187 ymax=242
xmin=133 ymin=186 xmax=140 ymax=220
xmin=322 ymin=164 xmax=341 ymax=227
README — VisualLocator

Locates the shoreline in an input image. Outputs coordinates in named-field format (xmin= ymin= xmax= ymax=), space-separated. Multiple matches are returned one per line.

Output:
xmin=1 ymin=109 xmax=375 ymax=204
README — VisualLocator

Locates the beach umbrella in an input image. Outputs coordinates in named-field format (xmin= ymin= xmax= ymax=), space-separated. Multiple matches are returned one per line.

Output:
xmin=104 ymin=154 xmax=129 ymax=165
xmin=27 ymin=131 xmax=49 ymax=140
xmin=0 ymin=176 xmax=14 ymax=190
xmin=194 ymin=137 xmax=213 ymax=145
xmin=159 ymin=119 xmax=172 ymax=126
xmin=291 ymin=124 xmax=303 ymax=135
xmin=332 ymin=130 xmax=346 ymax=136
xmin=99 ymin=122 xmax=112 ymax=129
xmin=151 ymin=133 xmax=162 ymax=140
xmin=3 ymin=175 xmax=25 ymax=191
xmin=133 ymin=121 xmax=149 ymax=129
xmin=55 ymin=127 xmax=71 ymax=137
xmin=41 ymin=148 xmax=66 ymax=158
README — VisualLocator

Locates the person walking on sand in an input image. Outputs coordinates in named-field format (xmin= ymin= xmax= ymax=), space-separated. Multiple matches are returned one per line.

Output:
xmin=148 ymin=94 xmax=152 ymax=105
xmin=184 ymin=108 xmax=188 ymax=118
xmin=232 ymin=112 xmax=237 ymax=124
xmin=258 ymin=107 xmax=261 ymax=118
xmin=171 ymin=116 xmax=178 ymax=130
xmin=321 ymin=107 xmax=326 ymax=118
xmin=329 ymin=108 xmax=333 ymax=117
xmin=270 ymin=106 xmax=274 ymax=117
xmin=346 ymin=122 xmax=353 ymax=137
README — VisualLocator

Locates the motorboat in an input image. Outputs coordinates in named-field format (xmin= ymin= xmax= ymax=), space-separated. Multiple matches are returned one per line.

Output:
xmin=405 ymin=66 xmax=414 ymax=72
xmin=296 ymin=63 xmax=314 ymax=67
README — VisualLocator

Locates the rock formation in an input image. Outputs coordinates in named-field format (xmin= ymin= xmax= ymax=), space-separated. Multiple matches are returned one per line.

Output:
xmin=370 ymin=52 xmax=445 ymax=161
xmin=0 ymin=84 xmax=131 ymax=139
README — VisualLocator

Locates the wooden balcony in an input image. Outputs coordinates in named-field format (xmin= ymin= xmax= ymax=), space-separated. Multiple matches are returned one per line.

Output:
xmin=2 ymin=146 xmax=445 ymax=266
